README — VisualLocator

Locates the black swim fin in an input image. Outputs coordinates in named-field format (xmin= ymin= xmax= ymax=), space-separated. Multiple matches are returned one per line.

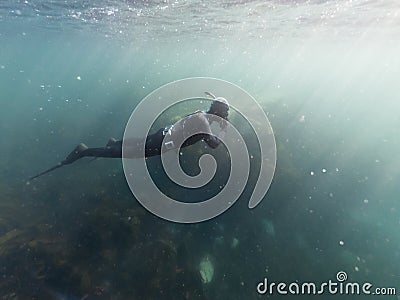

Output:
xmin=29 ymin=143 xmax=88 ymax=180
xmin=28 ymin=162 xmax=64 ymax=180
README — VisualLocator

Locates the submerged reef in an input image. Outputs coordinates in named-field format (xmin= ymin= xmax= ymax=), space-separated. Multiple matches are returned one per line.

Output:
xmin=0 ymin=181 xmax=210 ymax=300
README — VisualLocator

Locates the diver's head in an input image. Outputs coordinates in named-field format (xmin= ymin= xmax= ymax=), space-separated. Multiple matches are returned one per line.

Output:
xmin=206 ymin=96 xmax=230 ymax=120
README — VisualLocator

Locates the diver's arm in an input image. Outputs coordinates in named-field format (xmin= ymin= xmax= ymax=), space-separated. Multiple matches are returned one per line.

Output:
xmin=204 ymin=134 xmax=221 ymax=149
xmin=202 ymin=112 xmax=228 ymax=149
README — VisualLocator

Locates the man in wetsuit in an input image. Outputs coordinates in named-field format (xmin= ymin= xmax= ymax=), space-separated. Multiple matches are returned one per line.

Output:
xmin=29 ymin=93 xmax=229 ymax=180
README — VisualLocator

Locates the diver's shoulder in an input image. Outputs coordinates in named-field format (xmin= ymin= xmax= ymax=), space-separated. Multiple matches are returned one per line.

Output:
xmin=185 ymin=110 xmax=206 ymax=119
xmin=193 ymin=110 xmax=208 ymax=121
xmin=193 ymin=110 xmax=205 ymax=115
xmin=184 ymin=110 xmax=209 ymax=127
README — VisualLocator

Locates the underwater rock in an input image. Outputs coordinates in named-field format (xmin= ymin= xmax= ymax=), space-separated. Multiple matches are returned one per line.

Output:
xmin=199 ymin=255 xmax=214 ymax=284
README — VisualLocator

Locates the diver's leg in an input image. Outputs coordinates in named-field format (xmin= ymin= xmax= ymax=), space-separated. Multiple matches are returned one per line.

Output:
xmin=62 ymin=143 xmax=89 ymax=165
xmin=144 ymin=128 xmax=164 ymax=157
xmin=64 ymin=127 xmax=167 ymax=162
xmin=62 ymin=142 xmax=122 ymax=164
xmin=107 ymin=138 xmax=121 ymax=147
xmin=119 ymin=129 xmax=164 ymax=158
xmin=81 ymin=145 xmax=122 ymax=159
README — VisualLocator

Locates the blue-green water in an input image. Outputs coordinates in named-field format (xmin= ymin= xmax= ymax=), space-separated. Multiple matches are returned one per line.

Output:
xmin=1 ymin=0 xmax=400 ymax=299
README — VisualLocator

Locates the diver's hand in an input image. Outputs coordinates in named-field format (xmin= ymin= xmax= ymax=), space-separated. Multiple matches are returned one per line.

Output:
xmin=217 ymin=120 xmax=228 ymax=142
xmin=219 ymin=119 xmax=228 ymax=130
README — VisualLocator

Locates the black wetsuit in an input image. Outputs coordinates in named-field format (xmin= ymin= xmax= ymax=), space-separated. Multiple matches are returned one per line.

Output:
xmin=80 ymin=112 xmax=222 ymax=159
